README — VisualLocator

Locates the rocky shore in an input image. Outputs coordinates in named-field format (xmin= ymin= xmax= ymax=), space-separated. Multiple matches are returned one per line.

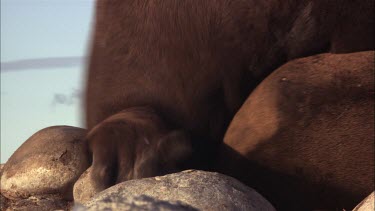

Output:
xmin=1 ymin=126 xmax=276 ymax=211
xmin=1 ymin=126 xmax=373 ymax=210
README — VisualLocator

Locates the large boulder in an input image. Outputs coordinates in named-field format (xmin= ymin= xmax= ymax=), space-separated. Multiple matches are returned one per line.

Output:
xmin=223 ymin=51 xmax=374 ymax=210
xmin=1 ymin=126 xmax=89 ymax=201
xmin=78 ymin=170 xmax=275 ymax=211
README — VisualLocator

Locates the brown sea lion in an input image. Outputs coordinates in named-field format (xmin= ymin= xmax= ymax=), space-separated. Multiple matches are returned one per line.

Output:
xmin=85 ymin=0 xmax=374 ymax=200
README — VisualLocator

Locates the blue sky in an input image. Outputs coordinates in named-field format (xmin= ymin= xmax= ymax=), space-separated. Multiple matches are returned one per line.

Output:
xmin=1 ymin=0 xmax=95 ymax=162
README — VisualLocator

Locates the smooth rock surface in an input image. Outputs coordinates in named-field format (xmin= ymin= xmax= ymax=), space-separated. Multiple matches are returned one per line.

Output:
xmin=1 ymin=126 xmax=89 ymax=200
xmin=74 ymin=195 xmax=198 ymax=211
xmin=83 ymin=170 xmax=276 ymax=211
xmin=353 ymin=192 xmax=375 ymax=211
xmin=223 ymin=51 xmax=374 ymax=210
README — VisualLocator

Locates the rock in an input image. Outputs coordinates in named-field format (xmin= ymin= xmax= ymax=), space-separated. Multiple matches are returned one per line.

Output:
xmin=1 ymin=164 xmax=8 ymax=210
xmin=73 ymin=167 xmax=101 ymax=204
xmin=74 ymin=195 xmax=198 ymax=211
xmin=353 ymin=192 xmax=374 ymax=211
xmin=223 ymin=51 xmax=374 ymax=210
xmin=3 ymin=196 xmax=72 ymax=211
xmin=82 ymin=170 xmax=276 ymax=211
xmin=0 ymin=126 xmax=89 ymax=200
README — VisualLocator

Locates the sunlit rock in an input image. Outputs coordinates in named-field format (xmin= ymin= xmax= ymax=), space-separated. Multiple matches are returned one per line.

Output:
xmin=1 ymin=126 xmax=89 ymax=200
xmin=353 ymin=192 xmax=375 ymax=211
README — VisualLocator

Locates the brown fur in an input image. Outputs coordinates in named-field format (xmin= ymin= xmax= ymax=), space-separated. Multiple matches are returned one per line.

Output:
xmin=86 ymin=107 xmax=192 ymax=189
xmin=85 ymin=0 xmax=374 ymax=206
xmin=222 ymin=51 xmax=375 ymax=210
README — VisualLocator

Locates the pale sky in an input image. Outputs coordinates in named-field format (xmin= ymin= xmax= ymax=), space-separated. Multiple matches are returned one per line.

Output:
xmin=1 ymin=0 xmax=95 ymax=162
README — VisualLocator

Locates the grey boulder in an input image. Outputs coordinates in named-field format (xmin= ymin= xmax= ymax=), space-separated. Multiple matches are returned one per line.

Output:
xmin=80 ymin=170 xmax=275 ymax=211
xmin=74 ymin=195 xmax=197 ymax=211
